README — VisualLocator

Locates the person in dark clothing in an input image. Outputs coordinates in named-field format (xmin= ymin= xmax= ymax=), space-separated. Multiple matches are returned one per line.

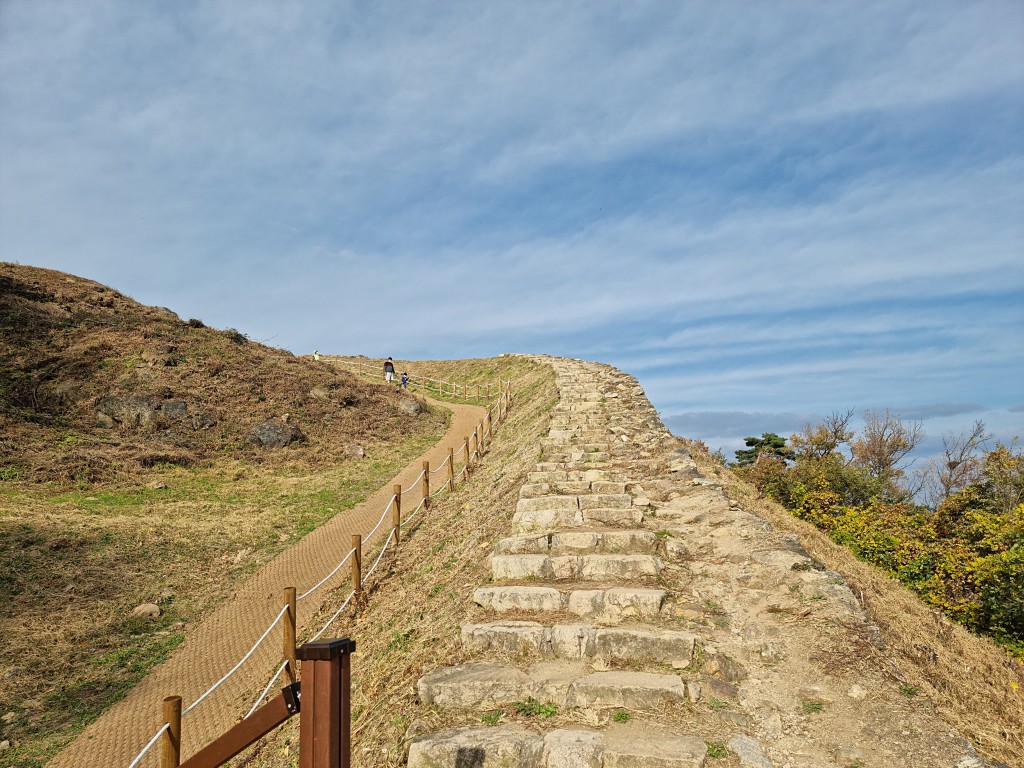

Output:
xmin=383 ymin=357 xmax=395 ymax=383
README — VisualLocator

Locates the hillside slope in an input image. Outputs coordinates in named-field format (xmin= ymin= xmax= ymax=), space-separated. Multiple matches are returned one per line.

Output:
xmin=0 ymin=264 xmax=452 ymax=767
xmin=0 ymin=263 xmax=427 ymax=484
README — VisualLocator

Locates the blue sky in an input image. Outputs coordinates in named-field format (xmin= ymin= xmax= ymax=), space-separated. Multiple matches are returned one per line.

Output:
xmin=2 ymin=1 xmax=1022 ymax=460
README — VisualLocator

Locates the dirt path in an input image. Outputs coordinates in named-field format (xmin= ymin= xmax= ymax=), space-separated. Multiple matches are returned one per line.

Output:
xmin=50 ymin=396 xmax=486 ymax=768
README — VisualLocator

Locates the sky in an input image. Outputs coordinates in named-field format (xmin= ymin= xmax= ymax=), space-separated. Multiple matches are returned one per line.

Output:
xmin=2 ymin=0 xmax=1023 ymax=462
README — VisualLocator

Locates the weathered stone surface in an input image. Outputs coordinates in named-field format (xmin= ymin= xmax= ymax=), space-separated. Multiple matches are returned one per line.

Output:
xmin=494 ymin=535 xmax=550 ymax=555
xmin=603 ymin=734 xmax=707 ymax=768
xmin=251 ymin=417 xmax=305 ymax=448
xmin=583 ymin=508 xmax=644 ymax=526
xmin=566 ymin=588 xmax=666 ymax=620
xmin=408 ymin=726 xmax=543 ymax=768
xmin=578 ymin=494 xmax=632 ymax=510
xmin=462 ymin=622 xmax=548 ymax=654
xmin=417 ymin=663 xmax=533 ymax=708
xmin=578 ymin=554 xmax=662 ymax=580
xmin=729 ymin=735 xmax=773 ymax=768
xmin=130 ymin=603 xmax=161 ymax=619
xmin=543 ymin=730 xmax=603 ymax=768
xmin=96 ymin=395 xmax=157 ymax=429
xmin=833 ymin=746 xmax=865 ymax=768
xmin=512 ymin=508 xmax=583 ymax=532
xmin=516 ymin=496 xmax=579 ymax=513
xmin=399 ymin=397 xmax=427 ymax=416
xmin=490 ymin=554 xmax=556 ymax=580
xmin=474 ymin=586 xmax=565 ymax=612
xmin=566 ymin=671 xmax=686 ymax=710
xmin=343 ymin=443 xmax=365 ymax=458
xmin=593 ymin=627 xmax=695 ymax=665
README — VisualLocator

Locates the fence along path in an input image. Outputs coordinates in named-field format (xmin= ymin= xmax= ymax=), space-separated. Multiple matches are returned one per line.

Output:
xmin=53 ymin=374 xmax=511 ymax=768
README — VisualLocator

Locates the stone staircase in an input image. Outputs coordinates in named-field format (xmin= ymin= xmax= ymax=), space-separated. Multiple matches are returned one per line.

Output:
xmin=407 ymin=357 xmax=990 ymax=768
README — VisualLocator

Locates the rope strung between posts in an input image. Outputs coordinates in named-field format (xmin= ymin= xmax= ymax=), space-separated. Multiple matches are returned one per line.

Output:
xmin=124 ymin=372 xmax=514 ymax=767
xmin=245 ymin=659 xmax=290 ymax=719
xmin=126 ymin=723 xmax=169 ymax=768
xmin=400 ymin=497 xmax=427 ymax=528
xmin=297 ymin=548 xmax=354 ymax=602
xmin=181 ymin=603 xmax=290 ymax=716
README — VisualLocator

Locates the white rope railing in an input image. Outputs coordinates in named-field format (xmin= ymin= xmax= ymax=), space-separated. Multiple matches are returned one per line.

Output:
xmin=365 ymin=496 xmax=395 ymax=542
xmin=181 ymin=604 xmax=289 ymax=716
xmin=125 ymin=371 xmax=513 ymax=767
xmin=400 ymin=498 xmax=427 ymax=528
xmin=127 ymin=723 xmax=169 ymax=768
xmin=309 ymin=590 xmax=357 ymax=643
xmin=245 ymin=659 xmax=290 ymax=719
xmin=401 ymin=469 xmax=426 ymax=494
xmin=362 ymin=529 xmax=396 ymax=584
xmin=297 ymin=549 xmax=354 ymax=602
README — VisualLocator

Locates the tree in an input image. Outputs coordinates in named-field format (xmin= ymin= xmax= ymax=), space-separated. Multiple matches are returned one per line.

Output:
xmin=850 ymin=410 xmax=924 ymax=498
xmin=919 ymin=420 xmax=991 ymax=508
xmin=734 ymin=432 xmax=794 ymax=467
xmin=790 ymin=409 xmax=855 ymax=460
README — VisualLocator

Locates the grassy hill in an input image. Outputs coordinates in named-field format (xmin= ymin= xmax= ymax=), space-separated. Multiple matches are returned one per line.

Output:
xmin=0 ymin=263 xmax=452 ymax=766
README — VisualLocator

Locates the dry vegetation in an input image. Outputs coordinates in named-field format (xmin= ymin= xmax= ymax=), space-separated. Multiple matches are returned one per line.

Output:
xmin=0 ymin=264 xmax=448 ymax=767
xmin=683 ymin=441 xmax=1024 ymax=767
xmin=3 ymin=264 xmax=1020 ymax=768
xmin=234 ymin=356 xmax=559 ymax=768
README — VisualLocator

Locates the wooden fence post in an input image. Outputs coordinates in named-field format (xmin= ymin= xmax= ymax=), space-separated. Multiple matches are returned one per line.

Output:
xmin=421 ymin=461 xmax=430 ymax=509
xmin=351 ymin=535 xmax=362 ymax=596
xmin=297 ymin=638 xmax=356 ymax=768
xmin=486 ymin=383 xmax=491 ymax=401
xmin=448 ymin=447 xmax=455 ymax=493
xmin=283 ymin=587 xmax=297 ymax=682
xmin=391 ymin=485 xmax=401 ymax=548
xmin=464 ymin=437 xmax=472 ymax=476
xmin=479 ymin=421 xmax=485 ymax=453
xmin=162 ymin=695 xmax=181 ymax=768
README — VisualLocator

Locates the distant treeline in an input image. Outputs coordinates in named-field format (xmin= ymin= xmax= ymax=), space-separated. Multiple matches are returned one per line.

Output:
xmin=727 ymin=411 xmax=1023 ymax=657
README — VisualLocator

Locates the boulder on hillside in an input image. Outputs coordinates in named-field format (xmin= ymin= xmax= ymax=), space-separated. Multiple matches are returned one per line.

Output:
xmin=251 ymin=417 xmax=306 ymax=448
xmin=398 ymin=397 xmax=427 ymax=416
xmin=96 ymin=395 xmax=158 ymax=429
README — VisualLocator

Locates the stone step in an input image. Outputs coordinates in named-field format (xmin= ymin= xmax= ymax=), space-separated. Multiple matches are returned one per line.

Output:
xmin=527 ymin=470 xmax=618 ymax=483
xmin=461 ymin=621 xmax=696 ymax=666
xmin=513 ymin=506 xmax=643 ymax=532
xmin=495 ymin=530 xmax=659 ymax=556
xmin=473 ymin=585 xmax=668 ymax=621
xmin=408 ymin=727 xmax=709 ymax=768
xmin=653 ymin=488 xmax=731 ymax=519
xmin=490 ymin=553 xmax=663 ymax=582
xmin=417 ymin=662 xmax=687 ymax=712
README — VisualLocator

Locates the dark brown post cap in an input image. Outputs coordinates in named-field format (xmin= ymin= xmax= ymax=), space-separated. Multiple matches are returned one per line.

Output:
xmin=296 ymin=637 xmax=356 ymax=661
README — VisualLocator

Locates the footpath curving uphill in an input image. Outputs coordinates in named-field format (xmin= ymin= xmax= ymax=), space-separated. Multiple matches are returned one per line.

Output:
xmin=408 ymin=357 xmax=993 ymax=768
xmin=51 ymin=396 xmax=488 ymax=768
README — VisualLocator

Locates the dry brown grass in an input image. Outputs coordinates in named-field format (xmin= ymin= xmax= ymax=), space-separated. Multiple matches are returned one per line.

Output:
xmin=683 ymin=442 xmax=1024 ymax=767
xmin=233 ymin=356 xmax=559 ymax=768
xmin=0 ymin=264 xmax=457 ymax=766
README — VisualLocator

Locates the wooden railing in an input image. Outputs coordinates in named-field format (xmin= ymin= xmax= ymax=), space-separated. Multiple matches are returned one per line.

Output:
xmin=125 ymin=374 xmax=515 ymax=768
xmin=162 ymin=638 xmax=354 ymax=768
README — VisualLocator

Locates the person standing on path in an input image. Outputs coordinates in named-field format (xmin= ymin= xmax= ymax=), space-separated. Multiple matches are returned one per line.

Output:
xmin=384 ymin=357 xmax=396 ymax=383
xmin=401 ymin=372 xmax=409 ymax=390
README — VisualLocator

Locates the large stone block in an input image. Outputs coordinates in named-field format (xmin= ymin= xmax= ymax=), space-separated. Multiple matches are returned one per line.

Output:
xmin=417 ymin=663 xmax=535 ymax=708
xmin=408 ymin=726 xmax=544 ymax=768
xmin=474 ymin=586 xmax=565 ymax=612
xmin=579 ymin=494 xmax=633 ymax=510
xmin=578 ymin=554 xmax=662 ymax=580
xmin=603 ymin=734 xmax=707 ymax=768
xmin=516 ymin=495 xmax=579 ymax=513
xmin=543 ymin=730 xmax=604 ymax=768
xmin=566 ymin=671 xmax=687 ymax=710
xmin=491 ymin=554 xmax=555 ymax=580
